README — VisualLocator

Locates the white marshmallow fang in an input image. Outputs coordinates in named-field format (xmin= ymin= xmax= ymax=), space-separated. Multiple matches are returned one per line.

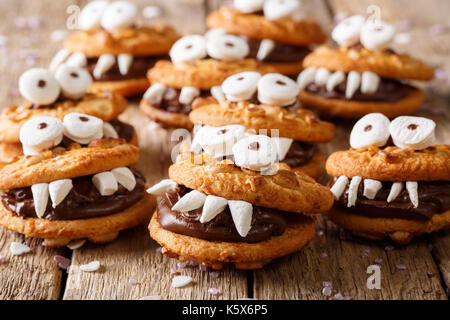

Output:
xmin=31 ymin=183 xmax=49 ymax=218
xmin=111 ymin=167 xmax=136 ymax=191
xmin=228 ymin=200 xmax=253 ymax=237
xmin=200 ymin=195 xmax=228 ymax=223
xmin=179 ymin=86 xmax=200 ymax=105
xmin=361 ymin=71 xmax=380 ymax=94
xmin=102 ymin=122 xmax=119 ymax=139
xmin=387 ymin=182 xmax=403 ymax=203
xmin=144 ymin=83 xmax=166 ymax=101
xmin=272 ymin=137 xmax=293 ymax=161
xmin=345 ymin=71 xmax=361 ymax=99
xmin=49 ymin=179 xmax=73 ymax=208
xmin=65 ymin=52 xmax=87 ymax=68
xmin=146 ymin=179 xmax=178 ymax=196
xmin=330 ymin=176 xmax=349 ymax=200
xmin=406 ymin=181 xmax=419 ymax=208
xmin=314 ymin=68 xmax=331 ymax=86
xmin=172 ymin=190 xmax=207 ymax=212
xmin=211 ymin=86 xmax=225 ymax=101
xmin=256 ymin=39 xmax=275 ymax=61
xmin=49 ymin=48 xmax=71 ymax=73
xmin=347 ymin=176 xmax=362 ymax=207
xmin=297 ymin=67 xmax=316 ymax=91
xmin=92 ymin=171 xmax=118 ymax=196
xmin=363 ymin=179 xmax=382 ymax=199
xmin=117 ymin=54 xmax=133 ymax=76
xmin=326 ymin=71 xmax=346 ymax=92
xmin=93 ymin=54 xmax=115 ymax=79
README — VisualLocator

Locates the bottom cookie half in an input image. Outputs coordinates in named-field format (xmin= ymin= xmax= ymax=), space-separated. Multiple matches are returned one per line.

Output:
xmin=328 ymin=208 xmax=450 ymax=244
xmin=88 ymin=77 xmax=150 ymax=98
xmin=149 ymin=212 xmax=315 ymax=270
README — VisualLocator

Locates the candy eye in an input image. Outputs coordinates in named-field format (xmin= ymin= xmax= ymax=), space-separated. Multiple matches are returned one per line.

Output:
xmin=100 ymin=1 xmax=137 ymax=31
xmin=78 ymin=0 xmax=109 ymax=30
xmin=232 ymin=135 xmax=278 ymax=171
xmin=206 ymin=34 xmax=249 ymax=61
xmin=19 ymin=116 xmax=64 ymax=155
xmin=263 ymin=0 xmax=301 ymax=20
xmin=360 ymin=20 xmax=396 ymax=51
xmin=350 ymin=113 xmax=390 ymax=149
xmin=221 ymin=72 xmax=261 ymax=102
xmin=54 ymin=65 xmax=92 ymax=99
xmin=389 ymin=116 xmax=436 ymax=150
xmin=234 ymin=0 xmax=265 ymax=13
xmin=63 ymin=113 xmax=104 ymax=144
xmin=197 ymin=125 xmax=246 ymax=158
xmin=257 ymin=73 xmax=300 ymax=106
xmin=18 ymin=68 xmax=60 ymax=105
xmin=331 ymin=15 xmax=365 ymax=47
xmin=169 ymin=35 xmax=207 ymax=64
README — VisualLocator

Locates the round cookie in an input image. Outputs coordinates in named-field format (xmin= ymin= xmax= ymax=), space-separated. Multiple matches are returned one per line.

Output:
xmin=299 ymin=87 xmax=424 ymax=119
xmin=149 ymin=211 xmax=315 ymax=269
xmin=303 ymin=45 xmax=434 ymax=81
xmin=0 ymin=92 xmax=127 ymax=144
xmin=328 ymin=208 xmax=450 ymax=245
xmin=169 ymin=153 xmax=334 ymax=213
xmin=326 ymin=145 xmax=450 ymax=182
xmin=207 ymin=7 xmax=326 ymax=46
xmin=88 ymin=77 xmax=150 ymax=98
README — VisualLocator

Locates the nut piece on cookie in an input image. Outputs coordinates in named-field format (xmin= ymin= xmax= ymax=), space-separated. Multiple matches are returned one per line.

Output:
xmin=298 ymin=14 xmax=434 ymax=118
xmin=326 ymin=113 xmax=449 ymax=244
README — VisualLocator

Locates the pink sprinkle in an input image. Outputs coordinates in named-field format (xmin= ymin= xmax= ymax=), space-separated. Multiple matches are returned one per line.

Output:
xmin=170 ymin=268 xmax=180 ymax=275
xmin=155 ymin=247 xmax=162 ymax=254
xmin=139 ymin=295 xmax=161 ymax=300
xmin=396 ymin=264 xmax=407 ymax=270
xmin=128 ymin=278 xmax=138 ymax=286
xmin=177 ymin=261 xmax=187 ymax=269
xmin=374 ymin=258 xmax=383 ymax=265
xmin=199 ymin=264 xmax=207 ymax=272
xmin=322 ymin=286 xmax=332 ymax=297
xmin=320 ymin=252 xmax=328 ymax=259
xmin=208 ymin=287 xmax=220 ymax=295
xmin=53 ymin=255 xmax=71 ymax=270
xmin=384 ymin=245 xmax=394 ymax=252
xmin=27 ymin=16 xmax=42 ymax=29
xmin=8 ymin=88 xmax=19 ymax=97
xmin=322 ymin=281 xmax=332 ymax=288
xmin=396 ymin=20 xmax=412 ymax=32
xmin=333 ymin=12 xmax=349 ymax=25
xmin=333 ymin=292 xmax=344 ymax=300
xmin=14 ymin=17 xmax=27 ymax=29
xmin=209 ymin=272 xmax=219 ymax=279
xmin=430 ymin=24 xmax=448 ymax=35
xmin=361 ymin=248 xmax=371 ymax=258
xmin=187 ymin=260 xmax=198 ymax=267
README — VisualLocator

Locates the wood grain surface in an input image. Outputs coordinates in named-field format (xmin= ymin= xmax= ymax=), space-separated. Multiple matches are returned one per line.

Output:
xmin=0 ymin=0 xmax=448 ymax=300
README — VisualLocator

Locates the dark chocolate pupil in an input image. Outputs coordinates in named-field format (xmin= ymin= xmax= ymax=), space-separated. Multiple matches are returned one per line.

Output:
xmin=276 ymin=80 xmax=286 ymax=86
xmin=218 ymin=129 xmax=228 ymax=134
xmin=248 ymin=142 xmax=260 ymax=150
xmin=70 ymin=72 xmax=79 ymax=78
xmin=37 ymin=80 xmax=46 ymax=88
xmin=408 ymin=124 xmax=418 ymax=130
xmin=185 ymin=44 xmax=193 ymax=50
xmin=38 ymin=122 xmax=47 ymax=129
xmin=79 ymin=116 xmax=89 ymax=122
xmin=364 ymin=125 xmax=372 ymax=132
xmin=237 ymin=77 xmax=244 ymax=81
xmin=225 ymin=42 xmax=234 ymax=47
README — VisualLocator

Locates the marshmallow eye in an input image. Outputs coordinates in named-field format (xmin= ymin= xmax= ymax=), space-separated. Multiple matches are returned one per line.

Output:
xmin=63 ymin=113 xmax=104 ymax=144
xmin=389 ymin=116 xmax=436 ymax=150
xmin=331 ymin=15 xmax=365 ymax=47
xmin=206 ymin=34 xmax=249 ymax=61
xmin=19 ymin=116 xmax=64 ymax=155
xmin=78 ymin=0 xmax=109 ymax=30
xmin=350 ymin=113 xmax=391 ymax=149
xmin=169 ymin=35 xmax=207 ymax=64
xmin=360 ymin=20 xmax=396 ymax=51
xmin=232 ymin=135 xmax=278 ymax=171
xmin=100 ymin=1 xmax=137 ymax=31
xmin=233 ymin=0 xmax=264 ymax=13
xmin=54 ymin=65 xmax=92 ymax=100
xmin=221 ymin=72 xmax=261 ymax=102
xmin=257 ymin=73 xmax=300 ymax=106
xmin=196 ymin=125 xmax=246 ymax=158
xmin=18 ymin=68 xmax=60 ymax=105
xmin=263 ymin=0 xmax=300 ymax=20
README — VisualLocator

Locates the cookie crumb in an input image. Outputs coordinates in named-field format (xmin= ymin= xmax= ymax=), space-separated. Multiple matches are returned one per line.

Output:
xmin=10 ymin=242 xmax=31 ymax=256
xmin=209 ymin=271 xmax=219 ymax=279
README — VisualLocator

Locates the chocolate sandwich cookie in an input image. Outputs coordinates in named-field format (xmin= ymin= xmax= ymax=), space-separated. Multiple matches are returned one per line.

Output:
xmin=188 ymin=71 xmax=335 ymax=179
xmin=50 ymin=1 xmax=180 ymax=97
xmin=0 ymin=67 xmax=136 ymax=162
xmin=298 ymin=15 xmax=434 ymax=118
xmin=206 ymin=0 xmax=326 ymax=76
xmin=140 ymin=30 xmax=279 ymax=130
xmin=326 ymin=113 xmax=450 ymax=244
xmin=0 ymin=113 xmax=154 ymax=247
xmin=148 ymin=136 xmax=333 ymax=269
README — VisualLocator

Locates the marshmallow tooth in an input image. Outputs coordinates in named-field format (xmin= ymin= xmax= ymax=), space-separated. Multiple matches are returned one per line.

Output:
xmin=49 ymin=179 xmax=73 ymax=208
xmin=232 ymin=135 xmax=278 ymax=171
xmin=272 ymin=137 xmax=293 ymax=161
xmin=206 ymin=34 xmax=249 ymax=61
xmin=169 ymin=35 xmax=207 ymax=64
xmin=257 ymin=73 xmax=300 ymax=106
xmin=172 ymin=190 xmax=207 ymax=212
xmin=92 ymin=172 xmax=118 ymax=196
xmin=19 ymin=68 xmax=61 ymax=105
xmin=345 ymin=71 xmax=361 ymax=99
xmin=100 ymin=1 xmax=137 ymax=31
xmin=350 ymin=113 xmax=391 ymax=149
xmin=78 ymin=1 xmax=109 ymax=30
xmin=256 ymin=39 xmax=275 ymax=61
xmin=330 ymin=176 xmax=349 ymax=200
xmin=65 ymin=52 xmax=87 ymax=68
xmin=263 ymin=0 xmax=300 ymax=20
xmin=31 ymin=183 xmax=49 ymax=218
xmin=234 ymin=0 xmax=264 ymax=13
xmin=55 ymin=65 xmax=92 ymax=99
xmin=331 ymin=15 xmax=365 ymax=47
xmin=144 ymin=83 xmax=167 ymax=101
xmin=146 ymin=179 xmax=178 ymax=196
xmin=361 ymin=71 xmax=380 ymax=94
xmin=111 ymin=167 xmax=136 ymax=192
xmin=222 ymin=72 xmax=261 ymax=102
xmin=210 ymin=85 xmax=225 ymax=101
xmin=347 ymin=176 xmax=362 ymax=207
xmin=63 ymin=113 xmax=103 ymax=144
xmin=363 ymin=179 xmax=382 ymax=199
xmin=228 ymin=200 xmax=253 ymax=237
xmin=179 ymin=86 xmax=200 ymax=105
xmin=387 ymin=182 xmax=403 ymax=203
xmin=197 ymin=125 xmax=246 ymax=158
xmin=406 ymin=181 xmax=419 ymax=208
xmin=49 ymin=48 xmax=71 ymax=73
xmin=314 ymin=68 xmax=331 ymax=86
xmin=117 ymin=54 xmax=133 ymax=76
xmin=19 ymin=116 xmax=64 ymax=155
xmin=389 ymin=116 xmax=436 ymax=150
xmin=93 ymin=54 xmax=115 ymax=79
xmin=361 ymin=20 xmax=396 ymax=51
xmin=326 ymin=71 xmax=346 ymax=92
xmin=200 ymin=195 xmax=228 ymax=223
xmin=297 ymin=67 xmax=316 ymax=91
xmin=102 ymin=122 xmax=119 ymax=139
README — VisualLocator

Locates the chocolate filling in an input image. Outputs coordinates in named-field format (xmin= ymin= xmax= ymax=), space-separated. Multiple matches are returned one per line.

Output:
xmin=148 ymin=87 xmax=209 ymax=115
xmin=305 ymin=78 xmax=416 ymax=102
xmin=1 ymin=169 xmax=146 ymax=220
xmin=157 ymin=186 xmax=288 ymax=243
xmin=86 ymin=55 xmax=168 ymax=81
xmin=328 ymin=177 xmax=450 ymax=220
xmin=247 ymin=38 xmax=311 ymax=63
xmin=282 ymin=141 xmax=316 ymax=168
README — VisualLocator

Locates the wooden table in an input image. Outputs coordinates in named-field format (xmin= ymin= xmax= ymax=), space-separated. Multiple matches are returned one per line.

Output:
xmin=0 ymin=0 xmax=448 ymax=300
